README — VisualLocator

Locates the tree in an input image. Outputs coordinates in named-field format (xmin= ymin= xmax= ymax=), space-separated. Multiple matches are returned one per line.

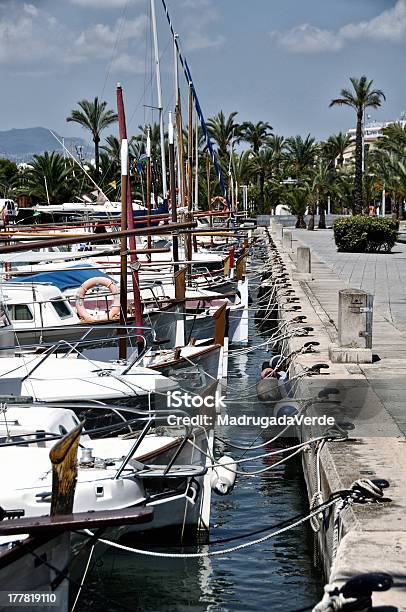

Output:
xmin=23 ymin=152 xmax=74 ymax=204
xmin=330 ymin=76 xmax=386 ymax=214
xmin=285 ymin=134 xmax=318 ymax=176
xmin=303 ymin=161 xmax=335 ymax=230
xmin=101 ymin=134 xmax=121 ymax=163
xmin=322 ymin=132 xmax=351 ymax=168
xmin=66 ymin=97 xmax=118 ymax=174
xmin=0 ymin=159 xmax=19 ymax=197
xmin=241 ymin=121 xmax=272 ymax=154
xmin=207 ymin=111 xmax=240 ymax=159
xmin=286 ymin=187 xmax=307 ymax=228
xmin=252 ymin=148 xmax=273 ymax=213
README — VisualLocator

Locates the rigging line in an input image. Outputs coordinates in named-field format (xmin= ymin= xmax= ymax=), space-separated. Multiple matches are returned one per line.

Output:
xmin=160 ymin=0 xmax=232 ymax=213
xmin=128 ymin=37 xmax=172 ymax=129
xmin=70 ymin=544 xmax=95 ymax=612
xmin=19 ymin=541 xmax=135 ymax=612
xmin=100 ymin=0 xmax=130 ymax=99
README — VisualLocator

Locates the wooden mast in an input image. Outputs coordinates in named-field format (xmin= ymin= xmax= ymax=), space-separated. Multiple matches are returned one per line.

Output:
xmin=119 ymin=138 xmax=128 ymax=359
xmin=146 ymin=126 xmax=152 ymax=251
xmin=169 ymin=112 xmax=179 ymax=273
xmin=116 ymin=84 xmax=143 ymax=349
xmin=188 ymin=83 xmax=193 ymax=212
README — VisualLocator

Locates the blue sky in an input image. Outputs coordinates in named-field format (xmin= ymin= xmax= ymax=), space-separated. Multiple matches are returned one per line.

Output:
xmin=0 ymin=0 xmax=405 ymax=142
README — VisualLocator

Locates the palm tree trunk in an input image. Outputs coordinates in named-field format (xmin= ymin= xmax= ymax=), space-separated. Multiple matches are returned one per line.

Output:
xmin=94 ymin=135 xmax=100 ymax=175
xmin=354 ymin=109 xmax=363 ymax=215
xmin=318 ymin=201 xmax=326 ymax=229
xmin=259 ymin=170 xmax=265 ymax=214
xmin=296 ymin=214 xmax=306 ymax=229
xmin=307 ymin=202 xmax=315 ymax=231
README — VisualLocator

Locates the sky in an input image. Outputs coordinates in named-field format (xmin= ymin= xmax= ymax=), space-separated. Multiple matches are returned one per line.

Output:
xmin=0 ymin=0 xmax=405 ymax=143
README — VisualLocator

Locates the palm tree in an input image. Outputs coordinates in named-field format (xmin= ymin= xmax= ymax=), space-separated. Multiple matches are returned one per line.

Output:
xmin=207 ymin=111 xmax=240 ymax=159
xmin=230 ymin=151 xmax=254 ymax=186
xmin=252 ymin=148 xmax=273 ymax=213
xmin=323 ymin=132 xmax=351 ymax=168
xmin=286 ymin=187 xmax=307 ymax=228
xmin=66 ymin=97 xmax=118 ymax=174
xmin=303 ymin=161 xmax=335 ymax=230
xmin=329 ymin=76 xmax=386 ymax=214
xmin=23 ymin=152 xmax=74 ymax=204
xmin=285 ymin=134 xmax=318 ymax=176
xmin=241 ymin=121 xmax=273 ymax=154
xmin=101 ymin=134 xmax=121 ymax=163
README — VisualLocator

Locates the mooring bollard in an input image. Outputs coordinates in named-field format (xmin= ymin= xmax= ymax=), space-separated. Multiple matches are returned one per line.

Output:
xmin=275 ymin=223 xmax=283 ymax=241
xmin=296 ymin=246 xmax=311 ymax=273
xmin=282 ymin=230 xmax=292 ymax=251
xmin=329 ymin=289 xmax=374 ymax=363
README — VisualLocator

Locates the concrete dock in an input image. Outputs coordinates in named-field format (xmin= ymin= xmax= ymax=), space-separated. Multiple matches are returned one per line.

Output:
xmin=267 ymin=225 xmax=406 ymax=610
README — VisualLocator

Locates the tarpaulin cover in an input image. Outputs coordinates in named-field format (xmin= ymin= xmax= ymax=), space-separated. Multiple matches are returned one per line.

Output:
xmin=8 ymin=265 xmax=111 ymax=291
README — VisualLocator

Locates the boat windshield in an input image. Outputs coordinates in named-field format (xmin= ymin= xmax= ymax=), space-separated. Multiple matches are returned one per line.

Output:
xmin=51 ymin=298 xmax=73 ymax=319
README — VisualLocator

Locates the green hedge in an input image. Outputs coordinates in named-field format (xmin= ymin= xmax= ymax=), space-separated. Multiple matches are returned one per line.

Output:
xmin=333 ymin=216 xmax=399 ymax=253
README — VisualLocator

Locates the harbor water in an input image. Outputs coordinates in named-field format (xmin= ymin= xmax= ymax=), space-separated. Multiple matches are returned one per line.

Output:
xmin=77 ymin=270 xmax=323 ymax=612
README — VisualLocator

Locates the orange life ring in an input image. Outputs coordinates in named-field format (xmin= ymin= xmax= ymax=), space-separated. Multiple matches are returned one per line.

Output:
xmin=76 ymin=277 xmax=120 ymax=323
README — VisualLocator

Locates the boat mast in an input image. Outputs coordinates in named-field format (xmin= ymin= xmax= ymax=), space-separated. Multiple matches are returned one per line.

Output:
xmin=194 ymin=112 xmax=199 ymax=211
xmin=119 ymin=138 xmax=128 ymax=359
xmin=116 ymin=84 xmax=143 ymax=348
xmin=150 ymin=0 xmax=167 ymax=202
xmin=173 ymin=33 xmax=183 ymax=206
xmin=188 ymin=83 xmax=193 ymax=211
xmin=168 ymin=112 xmax=179 ymax=272
xmin=146 ymin=126 xmax=152 ymax=250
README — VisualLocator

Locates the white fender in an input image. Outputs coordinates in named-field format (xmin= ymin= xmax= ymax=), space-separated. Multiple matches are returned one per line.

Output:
xmin=211 ymin=455 xmax=237 ymax=496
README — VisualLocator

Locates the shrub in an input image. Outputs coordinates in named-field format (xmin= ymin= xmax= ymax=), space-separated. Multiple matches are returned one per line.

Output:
xmin=333 ymin=216 xmax=399 ymax=253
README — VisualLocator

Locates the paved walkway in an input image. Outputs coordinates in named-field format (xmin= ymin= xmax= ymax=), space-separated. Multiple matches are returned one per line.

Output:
xmin=289 ymin=229 xmax=406 ymax=332
xmin=289 ymin=228 xmax=406 ymax=435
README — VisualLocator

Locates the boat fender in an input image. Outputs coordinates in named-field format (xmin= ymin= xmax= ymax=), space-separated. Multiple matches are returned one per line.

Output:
xmin=211 ymin=456 xmax=237 ymax=495
xmin=273 ymin=401 xmax=299 ymax=419
xmin=76 ymin=277 xmax=120 ymax=323
xmin=256 ymin=376 xmax=282 ymax=403
xmin=270 ymin=355 xmax=283 ymax=369
xmin=261 ymin=367 xmax=276 ymax=379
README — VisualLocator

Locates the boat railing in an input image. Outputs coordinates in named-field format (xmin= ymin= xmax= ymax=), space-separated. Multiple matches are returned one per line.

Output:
xmin=0 ymin=400 xmax=207 ymax=478
xmin=5 ymin=323 xmax=154 ymax=350
xmin=16 ymin=329 xmax=159 ymax=378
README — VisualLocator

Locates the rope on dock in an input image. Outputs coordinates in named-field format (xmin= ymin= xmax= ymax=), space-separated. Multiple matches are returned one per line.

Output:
xmin=80 ymin=479 xmax=386 ymax=559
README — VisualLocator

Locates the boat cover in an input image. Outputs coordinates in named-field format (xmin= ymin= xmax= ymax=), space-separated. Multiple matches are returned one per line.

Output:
xmin=8 ymin=265 xmax=112 ymax=291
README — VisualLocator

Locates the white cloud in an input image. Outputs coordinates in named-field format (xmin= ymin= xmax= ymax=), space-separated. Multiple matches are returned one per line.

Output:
xmin=72 ymin=15 xmax=148 ymax=68
xmin=0 ymin=2 xmax=149 ymax=75
xmin=340 ymin=0 xmax=406 ymax=43
xmin=70 ymin=0 xmax=142 ymax=8
xmin=110 ymin=53 xmax=146 ymax=74
xmin=0 ymin=3 xmax=63 ymax=69
xmin=180 ymin=0 xmax=226 ymax=52
xmin=272 ymin=0 xmax=406 ymax=54
xmin=271 ymin=24 xmax=343 ymax=54
xmin=183 ymin=32 xmax=225 ymax=52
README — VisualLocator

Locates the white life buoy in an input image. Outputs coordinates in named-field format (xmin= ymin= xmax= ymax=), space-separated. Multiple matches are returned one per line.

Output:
xmin=76 ymin=277 xmax=120 ymax=323
xmin=211 ymin=196 xmax=228 ymax=212
xmin=211 ymin=455 xmax=237 ymax=495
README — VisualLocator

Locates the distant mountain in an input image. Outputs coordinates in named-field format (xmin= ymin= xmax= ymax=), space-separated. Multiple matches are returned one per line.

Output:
xmin=0 ymin=127 xmax=91 ymax=161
